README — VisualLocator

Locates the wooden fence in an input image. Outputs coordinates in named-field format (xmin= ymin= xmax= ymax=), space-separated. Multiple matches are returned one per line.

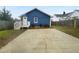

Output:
xmin=0 ymin=20 xmax=14 ymax=30
xmin=55 ymin=19 xmax=79 ymax=28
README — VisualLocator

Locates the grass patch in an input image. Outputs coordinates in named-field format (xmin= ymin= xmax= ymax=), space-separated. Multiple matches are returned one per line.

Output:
xmin=54 ymin=25 xmax=79 ymax=38
xmin=0 ymin=29 xmax=25 ymax=48
xmin=0 ymin=30 xmax=13 ymax=38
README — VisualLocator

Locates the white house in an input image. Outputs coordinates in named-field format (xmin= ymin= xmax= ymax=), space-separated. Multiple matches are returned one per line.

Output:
xmin=53 ymin=10 xmax=79 ymax=28
xmin=55 ymin=10 xmax=79 ymax=20
xmin=54 ymin=10 xmax=79 ymax=21
xmin=66 ymin=10 xmax=79 ymax=20
xmin=53 ymin=15 xmax=60 ymax=21
xmin=54 ymin=14 xmax=67 ymax=21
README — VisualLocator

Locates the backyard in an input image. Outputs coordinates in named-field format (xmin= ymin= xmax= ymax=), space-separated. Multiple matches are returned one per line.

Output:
xmin=0 ymin=30 xmax=25 ymax=48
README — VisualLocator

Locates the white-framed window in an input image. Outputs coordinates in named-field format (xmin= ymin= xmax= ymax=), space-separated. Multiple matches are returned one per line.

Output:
xmin=34 ymin=17 xmax=38 ymax=23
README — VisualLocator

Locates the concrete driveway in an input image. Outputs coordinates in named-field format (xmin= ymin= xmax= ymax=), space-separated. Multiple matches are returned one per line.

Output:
xmin=0 ymin=29 xmax=79 ymax=53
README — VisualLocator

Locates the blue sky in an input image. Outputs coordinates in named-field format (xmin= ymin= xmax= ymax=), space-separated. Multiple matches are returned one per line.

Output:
xmin=0 ymin=6 xmax=79 ymax=19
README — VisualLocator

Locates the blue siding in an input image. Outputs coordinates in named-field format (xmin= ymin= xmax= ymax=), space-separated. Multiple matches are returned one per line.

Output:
xmin=24 ymin=9 xmax=50 ymax=26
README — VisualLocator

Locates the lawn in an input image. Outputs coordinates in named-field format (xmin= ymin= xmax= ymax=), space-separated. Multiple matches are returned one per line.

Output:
xmin=54 ymin=25 xmax=79 ymax=38
xmin=0 ymin=30 xmax=25 ymax=48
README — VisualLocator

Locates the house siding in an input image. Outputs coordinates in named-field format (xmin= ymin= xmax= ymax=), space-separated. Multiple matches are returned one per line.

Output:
xmin=24 ymin=9 xmax=50 ymax=26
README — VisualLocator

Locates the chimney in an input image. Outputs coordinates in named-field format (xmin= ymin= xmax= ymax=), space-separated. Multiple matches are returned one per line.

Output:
xmin=63 ymin=11 xmax=66 ymax=15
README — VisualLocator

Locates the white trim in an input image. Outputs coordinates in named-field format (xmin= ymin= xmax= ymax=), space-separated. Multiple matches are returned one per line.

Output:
xmin=34 ymin=17 xmax=38 ymax=23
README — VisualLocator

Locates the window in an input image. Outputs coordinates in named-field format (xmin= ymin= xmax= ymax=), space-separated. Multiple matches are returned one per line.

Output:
xmin=34 ymin=17 xmax=38 ymax=23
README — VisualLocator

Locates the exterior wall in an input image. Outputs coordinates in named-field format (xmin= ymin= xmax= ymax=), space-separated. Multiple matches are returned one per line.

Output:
xmin=24 ymin=9 xmax=50 ymax=26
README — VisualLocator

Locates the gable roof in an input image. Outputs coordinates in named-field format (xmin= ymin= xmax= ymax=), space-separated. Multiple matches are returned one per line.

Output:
xmin=55 ymin=14 xmax=65 ymax=17
xmin=55 ymin=10 xmax=79 ymax=17
xmin=20 ymin=8 xmax=51 ymax=17
xmin=55 ymin=13 xmax=71 ymax=17
xmin=66 ymin=10 xmax=79 ymax=17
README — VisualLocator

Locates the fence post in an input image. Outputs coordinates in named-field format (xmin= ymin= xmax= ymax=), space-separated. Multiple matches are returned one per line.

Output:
xmin=72 ymin=17 xmax=77 ymax=29
xmin=74 ymin=19 xmax=76 ymax=28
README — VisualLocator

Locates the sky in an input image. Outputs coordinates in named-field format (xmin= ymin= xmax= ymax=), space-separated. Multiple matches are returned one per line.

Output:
xmin=0 ymin=6 xmax=79 ymax=19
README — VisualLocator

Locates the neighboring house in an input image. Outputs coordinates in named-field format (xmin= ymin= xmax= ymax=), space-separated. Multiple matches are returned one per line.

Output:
xmin=66 ymin=10 xmax=79 ymax=28
xmin=54 ymin=12 xmax=67 ymax=21
xmin=54 ymin=10 xmax=79 ymax=27
xmin=20 ymin=8 xmax=51 ymax=28
xmin=54 ymin=10 xmax=79 ymax=21
xmin=52 ymin=15 xmax=60 ymax=21
xmin=66 ymin=10 xmax=79 ymax=20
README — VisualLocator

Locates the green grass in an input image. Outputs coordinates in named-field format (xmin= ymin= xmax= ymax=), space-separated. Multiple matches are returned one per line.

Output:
xmin=54 ymin=25 xmax=79 ymax=38
xmin=0 ymin=29 xmax=25 ymax=48
xmin=0 ymin=30 xmax=13 ymax=38
xmin=0 ymin=30 xmax=24 ymax=39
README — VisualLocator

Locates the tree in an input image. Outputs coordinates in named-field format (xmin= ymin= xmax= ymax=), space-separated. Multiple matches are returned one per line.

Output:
xmin=0 ymin=7 xmax=13 ymax=21
xmin=0 ymin=7 xmax=14 ymax=30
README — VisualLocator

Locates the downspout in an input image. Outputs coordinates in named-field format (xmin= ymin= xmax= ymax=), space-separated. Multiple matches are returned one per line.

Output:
xmin=21 ymin=16 xmax=23 ymax=29
xmin=49 ymin=18 xmax=51 ymax=27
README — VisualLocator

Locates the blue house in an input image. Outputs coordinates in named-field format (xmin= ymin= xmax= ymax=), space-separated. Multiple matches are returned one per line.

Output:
xmin=20 ymin=8 xmax=51 ymax=28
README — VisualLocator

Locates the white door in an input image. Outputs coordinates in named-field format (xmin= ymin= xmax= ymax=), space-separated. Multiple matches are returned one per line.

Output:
xmin=22 ymin=16 xmax=27 ymax=27
xmin=22 ymin=16 xmax=30 ymax=28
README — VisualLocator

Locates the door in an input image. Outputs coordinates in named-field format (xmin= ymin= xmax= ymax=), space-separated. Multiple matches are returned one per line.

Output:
xmin=22 ymin=16 xmax=30 ymax=27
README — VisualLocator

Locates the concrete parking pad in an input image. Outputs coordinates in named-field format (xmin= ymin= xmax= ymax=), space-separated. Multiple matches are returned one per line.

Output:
xmin=0 ymin=29 xmax=79 ymax=53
